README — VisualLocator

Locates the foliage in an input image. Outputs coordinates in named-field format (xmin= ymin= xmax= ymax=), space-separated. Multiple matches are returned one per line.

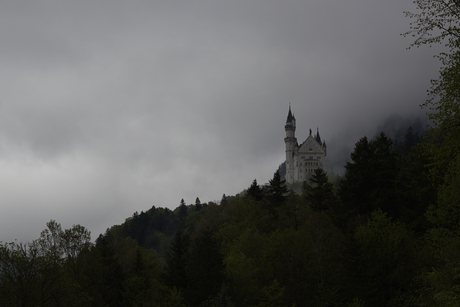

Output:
xmin=339 ymin=133 xmax=398 ymax=221
xmin=352 ymin=210 xmax=418 ymax=306
xmin=266 ymin=170 xmax=289 ymax=210
xmin=246 ymin=179 xmax=264 ymax=202
xmin=403 ymin=3 xmax=460 ymax=306
xmin=303 ymin=168 xmax=337 ymax=212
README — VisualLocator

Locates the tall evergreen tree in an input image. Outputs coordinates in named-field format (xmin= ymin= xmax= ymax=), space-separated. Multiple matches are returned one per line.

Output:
xmin=195 ymin=197 xmax=202 ymax=212
xmin=339 ymin=133 xmax=398 ymax=219
xmin=247 ymin=179 xmax=264 ymax=201
xmin=178 ymin=199 xmax=188 ymax=219
xmin=163 ymin=231 xmax=190 ymax=291
xmin=266 ymin=170 xmax=289 ymax=209
xmin=185 ymin=227 xmax=225 ymax=306
xmin=303 ymin=168 xmax=336 ymax=212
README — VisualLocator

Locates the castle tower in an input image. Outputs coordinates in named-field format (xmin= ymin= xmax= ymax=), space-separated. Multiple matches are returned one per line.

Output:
xmin=284 ymin=106 xmax=297 ymax=183
xmin=283 ymin=107 xmax=328 ymax=183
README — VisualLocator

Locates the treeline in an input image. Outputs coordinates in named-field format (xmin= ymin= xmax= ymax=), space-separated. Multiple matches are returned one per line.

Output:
xmin=2 ymin=123 xmax=459 ymax=306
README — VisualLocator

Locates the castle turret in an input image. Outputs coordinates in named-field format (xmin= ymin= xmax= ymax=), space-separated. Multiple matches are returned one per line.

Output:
xmin=284 ymin=106 xmax=297 ymax=183
xmin=315 ymin=127 xmax=322 ymax=144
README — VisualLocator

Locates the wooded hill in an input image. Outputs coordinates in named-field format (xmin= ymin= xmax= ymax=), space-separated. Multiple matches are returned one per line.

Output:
xmin=2 ymin=123 xmax=460 ymax=306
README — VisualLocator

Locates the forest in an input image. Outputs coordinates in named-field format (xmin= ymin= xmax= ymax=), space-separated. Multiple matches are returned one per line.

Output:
xmin=1 ymin=1 xmax=460 ymax=306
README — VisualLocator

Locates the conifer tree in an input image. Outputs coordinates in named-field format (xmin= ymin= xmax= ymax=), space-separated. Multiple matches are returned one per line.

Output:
xmin=195 ymin=197 xmax=202 ymax=211
xmin=339 ymin=133 xmax=398 ymax=219
xmin=163 ymin=231 xmax=190 ymax=291
xmin=266 ymin=170 xmax=289 ymax=209
xmin=178 ymin=199 xmax=187 ymax=218
xmin=303 ymin=168 xmax=336 ymax=212
xmin=247 ymin=179 xmax=264 ymax=201
xmin=185 ymin=227 xmax=224 ymax=305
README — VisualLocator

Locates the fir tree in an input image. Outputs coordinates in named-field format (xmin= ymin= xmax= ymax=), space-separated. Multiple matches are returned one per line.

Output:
xmin=304 ymin=168 xmax=336 ymax=212
xmin=195 ymin=197 xmax=202 ymax=212
xmin=247 ymin=179 xmax=264 ymax=201
xmin=163 ymin=231 xmax=190 ymax=291
xmin=266 ymin=170 xmax=289 ymax=209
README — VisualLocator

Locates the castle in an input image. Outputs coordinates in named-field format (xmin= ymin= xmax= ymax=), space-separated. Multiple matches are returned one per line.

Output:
xmin=284 ymin=106 xmax=327 ymax=183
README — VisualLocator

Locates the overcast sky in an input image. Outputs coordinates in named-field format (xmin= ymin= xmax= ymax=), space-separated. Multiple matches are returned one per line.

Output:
xmin=0 ymin=0 xmax=442 ymax=243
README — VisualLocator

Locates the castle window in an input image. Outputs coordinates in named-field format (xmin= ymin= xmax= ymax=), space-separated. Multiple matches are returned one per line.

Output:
xmin=309 ymin=156 xmax=313 ymax=159
xmin=309 ymin=148 xmax=312 ymax=151
xmin=317 ymin=156 xmax=321 ymax=159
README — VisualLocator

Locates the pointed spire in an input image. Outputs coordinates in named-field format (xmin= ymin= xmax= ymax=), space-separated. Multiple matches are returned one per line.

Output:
xmin=286 ymin=105 xmax=293 ymax=123
xmin=316 ymin=127 xmax=322 ymax=143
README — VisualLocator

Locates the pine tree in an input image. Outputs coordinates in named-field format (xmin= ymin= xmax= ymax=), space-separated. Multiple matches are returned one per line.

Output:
xmin=163 ymin=231 xmax=190 ymax=291
xmin=195 ymin=197 xmax=202 ymax=211
xmin=247 ymin=179 xmax=264 ymax=201
xmin=266 ymin=170 xmax=289 ymax=210
xmin=339 ymin=133 xmax=398 ymax=219
xmin=185 ymin=227 xmax=224 ymax=306
xmin=178 ymin=199 xmax=187 ymax=218
xmin=304 ymin=168 xmax=336 ymax=212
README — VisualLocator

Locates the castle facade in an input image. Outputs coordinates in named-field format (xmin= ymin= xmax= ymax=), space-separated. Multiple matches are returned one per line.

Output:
xmin=284 ymin=106 xmax=327 ymax=183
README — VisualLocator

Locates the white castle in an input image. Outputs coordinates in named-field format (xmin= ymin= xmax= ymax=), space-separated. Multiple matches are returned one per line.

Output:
xmin=284 ymin=106 xmax=327 ymax=183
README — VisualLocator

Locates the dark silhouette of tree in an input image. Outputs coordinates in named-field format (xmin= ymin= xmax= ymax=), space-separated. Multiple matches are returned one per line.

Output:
xmin=185 ymin=227 xmax=225 ymax=306
xmin=339 ymin=133 xmax=398 ymax=219
xmin=195 ymin=197 xmax=202 ymax=212
xmin=178 ymin=199 xmax=188 ymax=219
xmin=303 ymin=168 xmax=336 ymax=212
xmin=266 ymin=170 xmax=289 ymax=210
xmin=163 ymin=231 xmax=190 ymax=291
xmin=221 ymin=194 xmax=228 ymax=206
xmin=247 ymin=179 xmax=264 ymax=201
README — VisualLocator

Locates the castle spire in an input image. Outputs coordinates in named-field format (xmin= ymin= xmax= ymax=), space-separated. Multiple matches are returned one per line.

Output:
xmin=316 ymin=127 xmax=322 ymax=143
xmin=286 ymin=105 xmax=293 ymax=123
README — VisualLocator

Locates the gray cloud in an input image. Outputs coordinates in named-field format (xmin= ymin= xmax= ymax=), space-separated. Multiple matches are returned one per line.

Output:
xmin=0 ymin=0 xmax=443 ymax=243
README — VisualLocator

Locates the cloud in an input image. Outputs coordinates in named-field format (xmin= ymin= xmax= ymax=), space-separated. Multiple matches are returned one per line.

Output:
xmin=0 ymin=0 xmax=443 ymax=243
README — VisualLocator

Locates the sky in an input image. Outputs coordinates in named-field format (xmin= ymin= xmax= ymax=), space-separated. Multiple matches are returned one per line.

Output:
xmin=0 ymin=0 xmax=443 ymax=243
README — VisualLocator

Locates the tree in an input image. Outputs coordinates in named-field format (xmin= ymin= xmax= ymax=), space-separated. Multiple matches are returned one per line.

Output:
xmin=178 ymin=199 xmax=188 ymax=219
xmin=303 ymin=168 xmax=336 ymax=212
xmin=352 ymin=210 xmax=418 ymax=306
xmin=185 ymin=227 xmax=225 ymax=306
xmin=266 ymin=170 xmax=289 ymax=209
xmin=0 ymin=221 xmax=92 ymax=307
xmin=246 ymin=179 xmax=264 ymax=202
xmin=257 ymin=280 xmax=287 ymax=307
xmin=221 ymin=194 xmax=228 ymax=206
xmin=403 ymin=1 xmax=460 ymax=132
xmin=403 ymin=4 xmax=460 ymax=305
xmin=163 ymin=231 xmax=190 ymax=291
xmin=0 ymin=242 xmax=40 ymax=307
xmin=195 ymin=197 xmax=202 ymax=211
xmin=403 ymin=0 xmax=460 ymax=200
xmin=339 ymin=133 xmax=398 ymax=220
